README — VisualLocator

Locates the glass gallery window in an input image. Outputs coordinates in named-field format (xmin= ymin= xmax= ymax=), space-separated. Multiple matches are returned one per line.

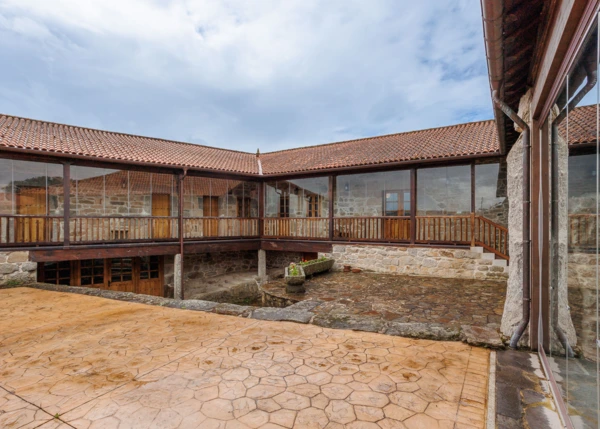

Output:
xmin=334 ymin=170 xmax=410 ymax=217
xmin=0 ymin=159 xmax=64 ymax=216
xmin=265 ymin=178 xmax=329 ymax=218
xmin=70 ymin=166 xmax=178 ymax=217
xmin=475 ymin=162 xmax=508 ymax=226
xmin=417 ymin=165 xmax=471 ymax=215
xmin=183 ymin=177 xmax=259 ymax=218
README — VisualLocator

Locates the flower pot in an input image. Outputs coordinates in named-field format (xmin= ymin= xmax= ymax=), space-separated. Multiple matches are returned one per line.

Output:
xmin=299 ymin=258 xmax=335 ymax=276
xmin=343 ymin=265 xmax=352 ymax=272
xmin=351 ymin=268 xmax=362 ymax=274
xmin=285 ymin=266 xmax=306 ymax=293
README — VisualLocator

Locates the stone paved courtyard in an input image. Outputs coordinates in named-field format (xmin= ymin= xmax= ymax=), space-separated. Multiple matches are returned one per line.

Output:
xmin=0 ymin=287 xmax=490 ymax=428
xmin=262 ymin=272 xmax=506 ymax=329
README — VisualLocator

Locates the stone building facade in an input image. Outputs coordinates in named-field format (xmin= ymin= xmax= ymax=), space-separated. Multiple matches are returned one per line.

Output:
xmin=320 ymin=244 xmax=508 ymax=281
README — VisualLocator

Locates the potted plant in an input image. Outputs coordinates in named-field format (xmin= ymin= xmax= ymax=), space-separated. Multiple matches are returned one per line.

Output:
xmin=285 ymin=263 xmax=306 ymax=293
xmin=298 ymin=257 xmax=335 ymax=277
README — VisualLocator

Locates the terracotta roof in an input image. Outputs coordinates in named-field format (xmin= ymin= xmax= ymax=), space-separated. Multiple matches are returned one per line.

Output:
xmin=562 ymin=104 xmax=597 ymax=146
xmin=260 ymin=120 xmax=500 ymax=175
xmin=0 ymin=115 xmax=258 ymax=175
xmin=0 ymin=106 xmax=596 ymax=177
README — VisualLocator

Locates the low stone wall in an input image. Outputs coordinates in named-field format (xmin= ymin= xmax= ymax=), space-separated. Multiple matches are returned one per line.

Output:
xmin=320 ymin=244 xmax=508 ymax=281
xmin=0 ymin=251 xmax=37 ymax=285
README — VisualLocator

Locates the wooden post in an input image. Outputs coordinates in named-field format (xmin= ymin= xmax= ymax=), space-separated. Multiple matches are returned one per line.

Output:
xmin=410 ymin=168 xmax=416 ymax=245
xmin=258 ymin=182 xmax=265 ymax=238
xmin=328 ymin=175 xmax=334 ymax=241
xmin=177 ymin=170 xmax=186 ymax=300
xmin=63 ymin=163 xmax=71 ymax=247
xmin=470 ymin=212 xmax=476 ymax=247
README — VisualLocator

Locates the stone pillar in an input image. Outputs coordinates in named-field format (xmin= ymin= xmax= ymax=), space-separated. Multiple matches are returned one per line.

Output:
xmin=258 ymin=249 xmax=267 ymax=283
xmin=174 ymin=254 xmax=183 ymax=300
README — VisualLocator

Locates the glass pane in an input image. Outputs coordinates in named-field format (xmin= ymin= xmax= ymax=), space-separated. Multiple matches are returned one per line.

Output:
xmin=335 ymin=170 xmax=410 ymax=217
xmin=287 ymin=177 xmax=329 ymax=218
xmin=547 ymin=21 xmax=599 ymax=427
xmin=475 ymin=162 xmax=508 ymax=226
xmin=13 ymin=161 xmax=47 ymax=216
xmin=0 ymin=158 xmax=13 ymax=215
xmin=129 ymin=171 xmax=151 ymax=216
xmin=417 ymin=165 xmax=471 ymax=215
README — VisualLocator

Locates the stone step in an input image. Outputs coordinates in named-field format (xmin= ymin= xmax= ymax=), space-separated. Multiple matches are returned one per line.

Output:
xmin=470 ymin=246 xmax=484 ymax=253
xmin=492 ymin=259 xmax=508 ymax=267
xmin=480 ymin=252 xmax=496 ymax=260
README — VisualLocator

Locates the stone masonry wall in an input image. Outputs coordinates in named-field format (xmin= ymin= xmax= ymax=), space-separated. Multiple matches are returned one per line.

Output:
xmin=0 ymin=251 xmax=37 ymax=285
xmin=320 ymin=244 xmax=508 ymax=281
xmin=164 ymin=250 xmax=304 ymax=288
xmin=568 ymin=253 xmax=597 ymax=360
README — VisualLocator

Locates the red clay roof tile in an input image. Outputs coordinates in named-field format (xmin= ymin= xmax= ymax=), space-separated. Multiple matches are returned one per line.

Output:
xmin=0 ymin=105 xmax=596 ymax=177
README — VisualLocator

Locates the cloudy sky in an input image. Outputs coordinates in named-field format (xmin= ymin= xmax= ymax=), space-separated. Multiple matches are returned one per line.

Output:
xmin=0 ymin=0 xmax=493 ymax=153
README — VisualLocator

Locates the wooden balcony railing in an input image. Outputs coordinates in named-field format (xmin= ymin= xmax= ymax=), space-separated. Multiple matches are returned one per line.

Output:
xmin=333 ymin=217 xmax=411 ymax=241
xmin=569 ymin=214 xmax=597 ymax=250
xmin=263 ymin=217 xmax=329 ymax=239
xmin=474 ymin=216 xmax=509 ymax=259
xmin=0 ymin=212 xmax=509 ymax=260
xmin=184 ymin=217 xmax=259 ymax=239
xmin=70 ymin=216 xmax=178 ymax=242
xmin=416 ymin=215 xmax=472 ymax=243
xmin=0 ymin=215 xmax=64 ymax=245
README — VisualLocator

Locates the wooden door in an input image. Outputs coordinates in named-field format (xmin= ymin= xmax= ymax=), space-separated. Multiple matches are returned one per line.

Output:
xmin=384 ymin=190 xmax=410 ymax=240
xmin=16 ymin=191 xmax=46 ymax=242
xmin=152 ymin=194 xmax=171 ymax=239
xmin=203 ymin=196 xmax=219 ymax=236
xmin=107 ymin=258 xmax=135 ymax=292
xmin=136 ymin=256 xmax=164 ymax=297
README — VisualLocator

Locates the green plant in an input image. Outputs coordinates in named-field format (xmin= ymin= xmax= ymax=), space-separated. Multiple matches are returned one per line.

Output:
xmin=288 ymin=263 xmax=299 ymax=276
xmin=298 ymin=256 xmax=329 ymax=267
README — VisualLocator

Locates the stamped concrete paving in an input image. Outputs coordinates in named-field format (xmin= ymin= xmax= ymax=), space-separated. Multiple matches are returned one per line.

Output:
xmin=0 ymin=288 xmax=490 ymax=428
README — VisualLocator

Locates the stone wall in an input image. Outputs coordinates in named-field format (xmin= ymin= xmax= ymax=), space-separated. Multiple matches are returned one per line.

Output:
xmin=164 ymin=250 xmax=305 ymax=288
xmin=0 ymin=251 xmax=37 ymax=285
xmin=320 ymin=244 xmax=508 ymax=281
xmin=567 ymin=253 xmax=596 ymax=360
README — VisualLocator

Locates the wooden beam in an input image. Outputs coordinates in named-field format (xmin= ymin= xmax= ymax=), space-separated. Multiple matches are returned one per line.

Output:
xmin=261 ymin=240 xmax=333 ymax=253
xmin=531 ymin=0 xmax=599 ymax=120
xmin=31 ymin=244 xmax=181 ymax=262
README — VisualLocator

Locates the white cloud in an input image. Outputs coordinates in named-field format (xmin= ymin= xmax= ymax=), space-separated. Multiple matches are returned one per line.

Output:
xmin=0 ymin=0 xmax=492 ymax=152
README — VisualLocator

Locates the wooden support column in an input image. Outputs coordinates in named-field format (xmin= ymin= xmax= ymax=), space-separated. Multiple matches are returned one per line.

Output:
xmin=176 ymin=170 xmax=186 ymax=300
xmin=471 ymin=163 xmax=476 ymax=247
xmin=63 ymin=163 xmax=71 ymax=247
xmin=328 ymin=176 xmax=334 ymax=241
xmin=258 ymin=182 xmax=265 ymax=238
xmin=410 ymin=168 xmax=416 ymax=244
xmin=531 ymin=118 xmax=549 ymax=351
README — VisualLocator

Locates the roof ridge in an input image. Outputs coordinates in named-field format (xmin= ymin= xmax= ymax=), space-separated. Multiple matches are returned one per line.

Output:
xmin=261 ymin=118 xmax=496 ymax=156
xmin=0 ymin=113 xmax=255 ymax=157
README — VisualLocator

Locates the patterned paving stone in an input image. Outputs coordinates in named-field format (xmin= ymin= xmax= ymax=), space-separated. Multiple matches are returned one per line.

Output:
xmin=0 ymin=288 xmax=491 ymax=428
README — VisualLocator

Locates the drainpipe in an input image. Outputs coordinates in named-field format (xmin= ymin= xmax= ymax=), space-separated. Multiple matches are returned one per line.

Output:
xmin=492 ymin=90 xmax=531 ymax=349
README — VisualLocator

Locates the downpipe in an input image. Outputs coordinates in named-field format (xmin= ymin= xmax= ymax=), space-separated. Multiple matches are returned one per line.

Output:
xmin=492 ymin=90 xmax=531 ymax=349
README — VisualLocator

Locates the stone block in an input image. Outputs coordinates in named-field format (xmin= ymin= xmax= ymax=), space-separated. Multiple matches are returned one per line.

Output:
xmin=385 ymin=322 xmax=460 ymax=341
xmin=460 ymin=325 xmax=504 ymax=348
xmin=7 ymin=252 xmax=28 ymax=263
xmin=312 ymin=314 xmax=385 ymax=333
xmin=251 ymin=308 xmax=314 ymax=324
xmin=214 ymin=303 xmax=253 ymax=317
xmin=21 ymin=262 xmax=38 ymax=272
xmin=0 ymin=263 xmax=18 ymax=275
